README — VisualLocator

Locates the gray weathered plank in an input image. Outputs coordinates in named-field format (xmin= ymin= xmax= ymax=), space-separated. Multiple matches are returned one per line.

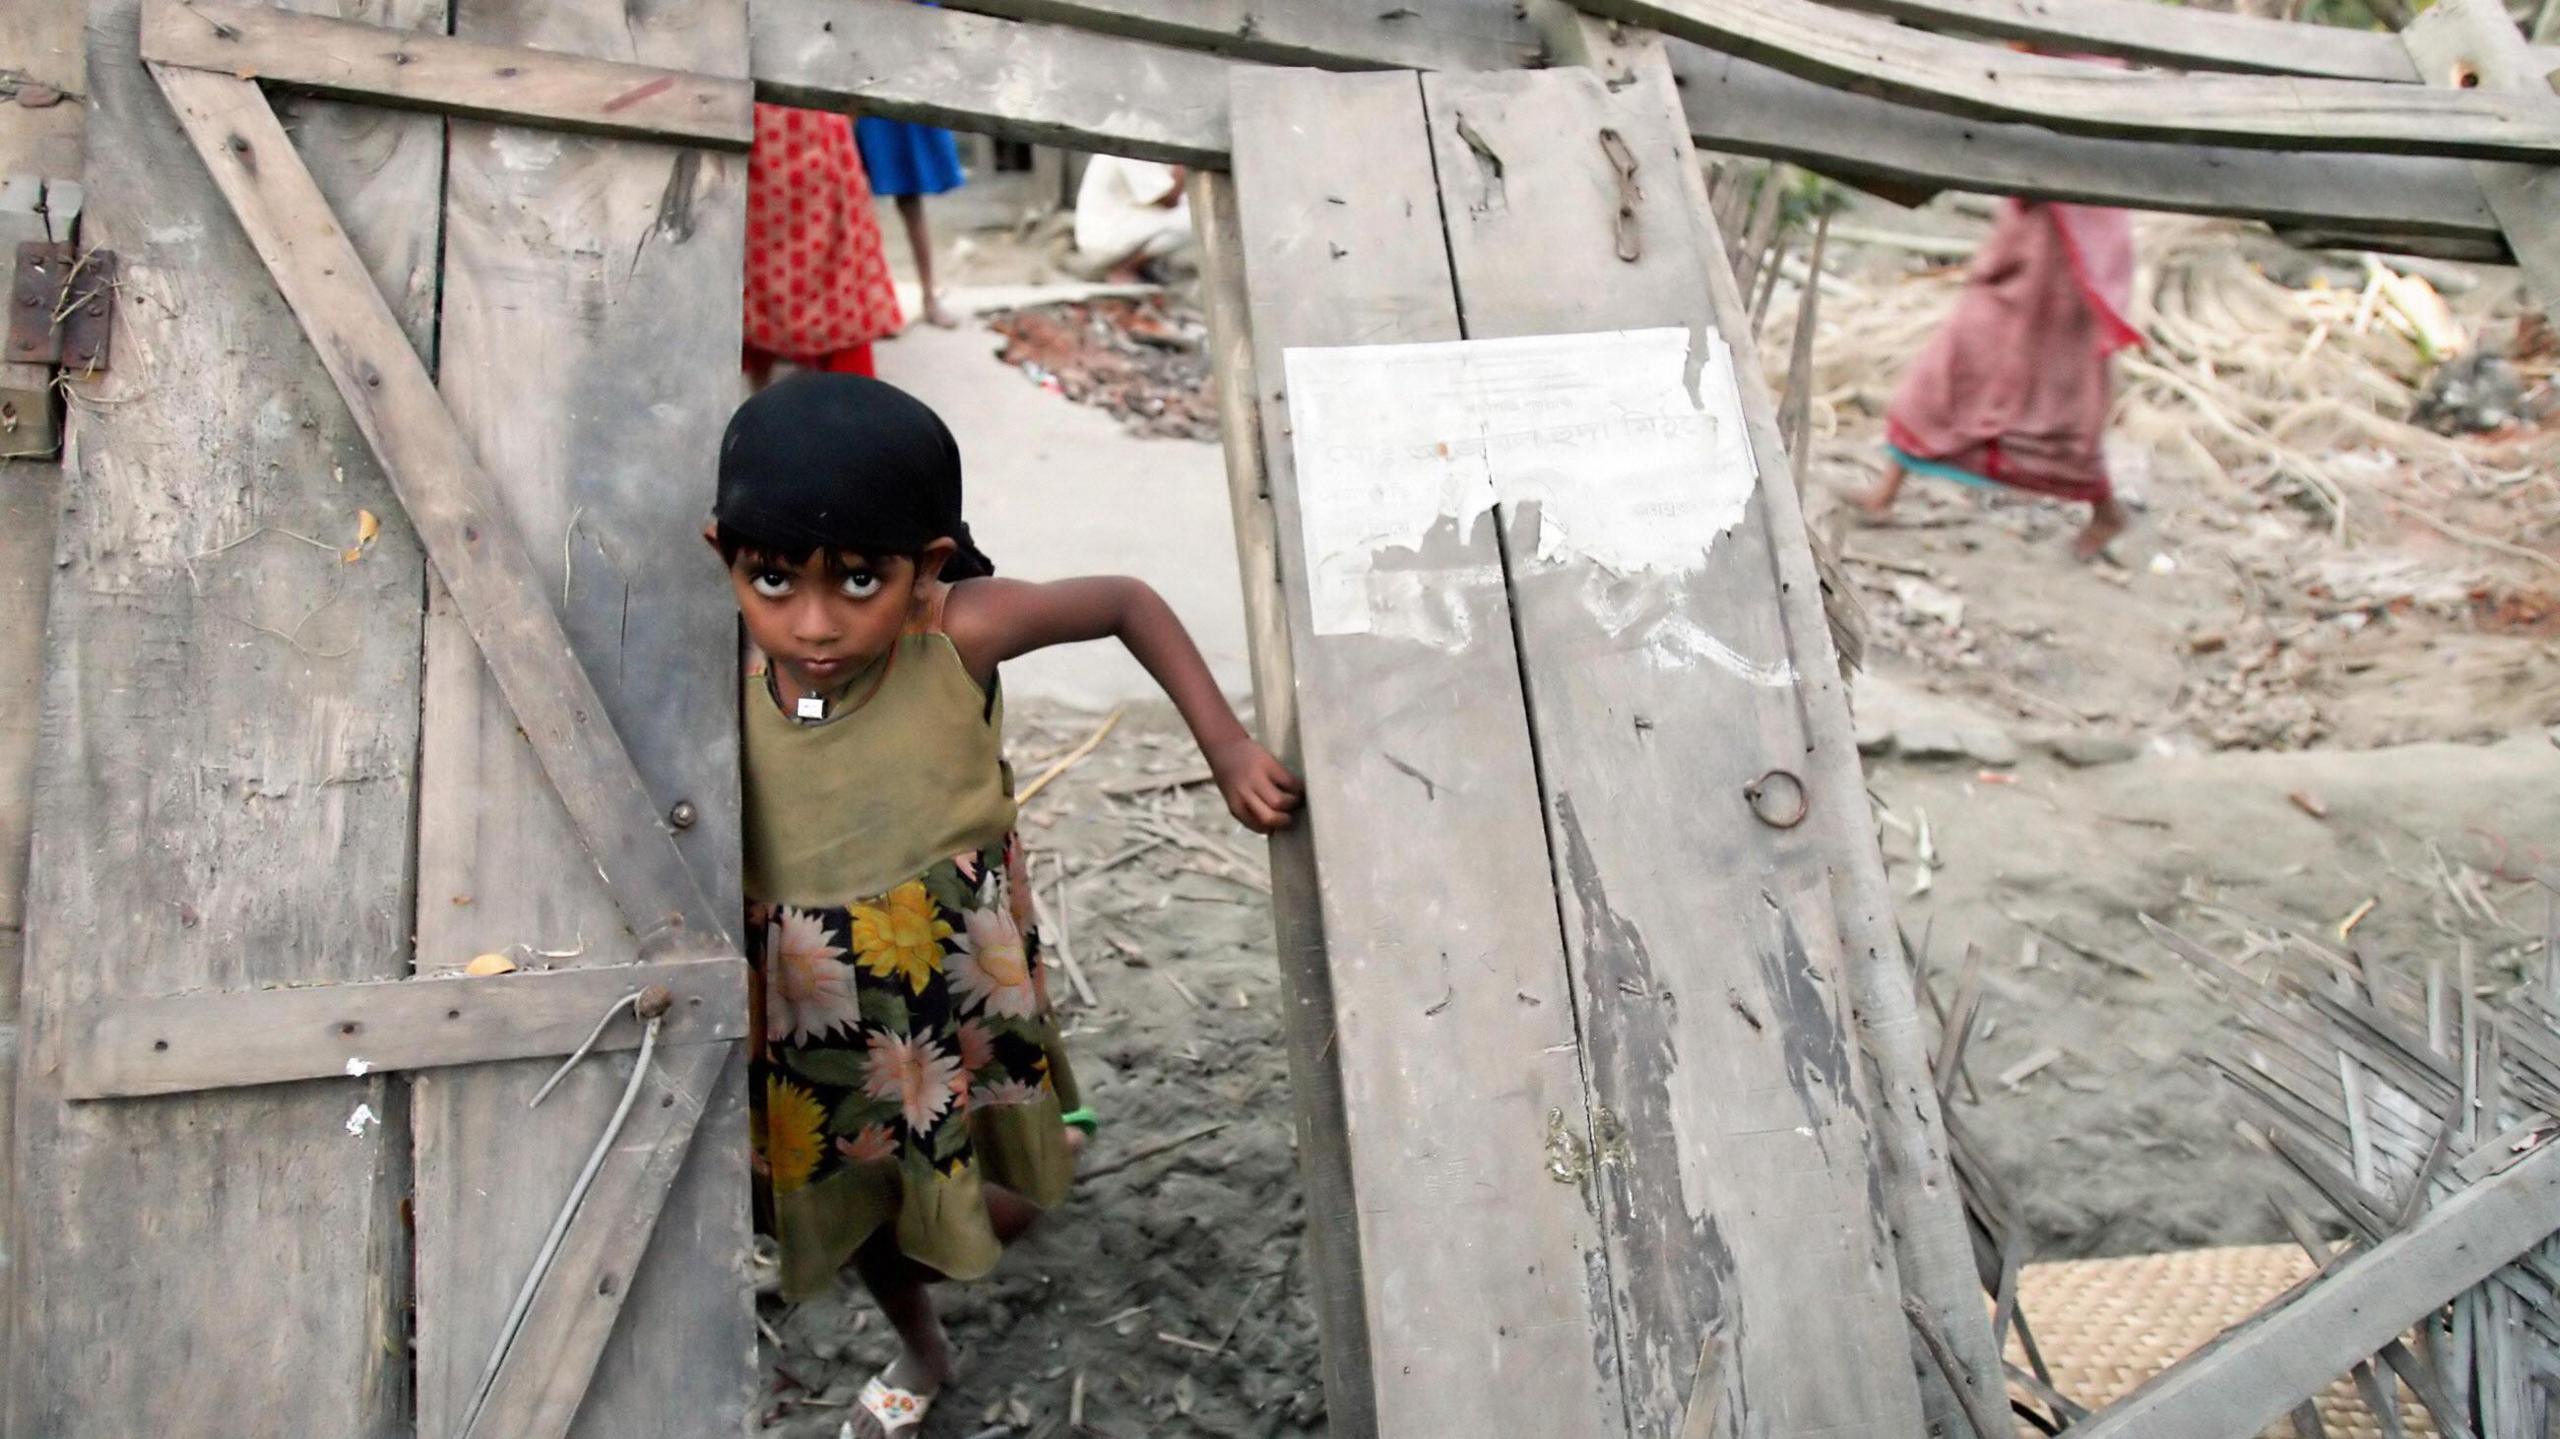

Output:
xmin=951 ymin=0 xmax=1538 ymax=70
xmin=1659 ymin=45 xmax=2505 ymax=258
xmin=0 ymin=457 xmax=56 ymax=1391
xmin=3 ymin=1 xmax=444 ymax=1432
xmin=1584 ymin=0 xmax=2560 ymax=160
xmin=150 ymin=65 xmax=728 ymax=958
xmin=1417 ymin=62 xmax=1928 ymax=1437
xmin=1822 ymin=0 xmax=2458 ymax=81
xmin=2404 ymin=0 xmax=2560 ymax=323
xmin=754 ymin=0 xmax=1233 ymax=167
xmin=410 ymin=0 xmax=751 ymax=1433
xmin=1188 ymin=167 xmax=1374 ymax=1438
xmin=141 ymin=0 xmax=752 ymax=148
xmin=1535 ymin=13 xmax=2007 ymax=1425
xmin=1618 ymin=0 xmax=2560 ymax=163
xmin=2073 ymin=1138 xmax=2560 ymax=1439
xmin=1228 ymin=67 xmax=1617 ymax=1439
xmin=62 ymin=957 xmax=747 ymax=1099
xmin=0 ymin=0 xmax=82 ymax=1391
xmin=940 ymin=0 xmax=2508 ymax=263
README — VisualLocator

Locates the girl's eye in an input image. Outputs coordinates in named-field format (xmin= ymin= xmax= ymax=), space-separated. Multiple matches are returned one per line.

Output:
xmin=749 ymin=570 xmax=793 ymax=599
xmin=840 ymin=570 xmax=882 ymax=598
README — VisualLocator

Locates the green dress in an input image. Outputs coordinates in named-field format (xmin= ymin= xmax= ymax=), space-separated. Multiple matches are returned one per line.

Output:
xmin=743 ymin=625 xmax=1081 ymax=1299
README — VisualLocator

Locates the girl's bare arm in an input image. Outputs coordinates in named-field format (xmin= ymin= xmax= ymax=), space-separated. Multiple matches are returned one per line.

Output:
xmin=945 ymin=575 xmax=1302 ymax=831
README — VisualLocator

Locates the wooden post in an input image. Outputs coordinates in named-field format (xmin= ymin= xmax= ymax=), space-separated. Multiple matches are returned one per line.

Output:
xmin=2403 ymin=0 xmax=2560 ymax=321
xmin=5 ymin=1 xmax=444 ymax=1431
xmin=1189 ymin=167 xmax=1376 ymax=1438
xmin=407 ymin=0 xmax=753 ymax=1433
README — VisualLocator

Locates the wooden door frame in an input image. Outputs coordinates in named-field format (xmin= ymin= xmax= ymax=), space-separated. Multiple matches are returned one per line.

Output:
xmin=38 ymin=6 xmax=757 ymax=1435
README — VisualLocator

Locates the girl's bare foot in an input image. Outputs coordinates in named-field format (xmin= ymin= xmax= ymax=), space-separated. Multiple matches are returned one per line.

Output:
xmin=2071 ymin=496 xmax=2128 ymax=561
xmin=1849 ymin=459 xmax=1906 ymax=519
xmin=920 ymin=294 xmax=959 ymax=329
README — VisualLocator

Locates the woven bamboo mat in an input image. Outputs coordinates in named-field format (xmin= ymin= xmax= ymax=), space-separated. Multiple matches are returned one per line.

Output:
xmin=2008 ymin=1244 xmax=2436 ymax=1437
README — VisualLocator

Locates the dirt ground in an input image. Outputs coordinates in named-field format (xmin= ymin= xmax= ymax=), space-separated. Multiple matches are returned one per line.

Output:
xmin=755 ymin=199 xmax=2560 ymax=1436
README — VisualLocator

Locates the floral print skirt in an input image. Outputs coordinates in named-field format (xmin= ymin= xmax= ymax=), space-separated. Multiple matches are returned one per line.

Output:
xmin=748 ymin=834 xmax=1080 ymax=1298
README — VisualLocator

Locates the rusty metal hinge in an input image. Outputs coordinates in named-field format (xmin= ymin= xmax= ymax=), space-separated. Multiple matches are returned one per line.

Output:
xmin=9 ymin=241 xmax=116 ymax=373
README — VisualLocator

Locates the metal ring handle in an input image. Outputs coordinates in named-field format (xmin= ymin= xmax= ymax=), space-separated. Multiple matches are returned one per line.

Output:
xmin=1743 ymin=768 xmax=1809 ymax=829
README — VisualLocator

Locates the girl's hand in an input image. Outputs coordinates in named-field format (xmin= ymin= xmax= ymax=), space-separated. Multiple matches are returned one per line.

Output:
xmin=1206 ymin=736 xmax=1303 ymax=834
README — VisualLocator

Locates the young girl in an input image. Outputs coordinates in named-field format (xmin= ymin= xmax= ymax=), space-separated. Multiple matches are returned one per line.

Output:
xmin=714 ymin=374 xmax=1300 ymax=1438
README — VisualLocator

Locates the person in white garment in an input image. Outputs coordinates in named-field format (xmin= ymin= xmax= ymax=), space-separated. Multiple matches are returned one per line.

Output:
xmin=1070 ymin=155 xmax=1193 ymax=282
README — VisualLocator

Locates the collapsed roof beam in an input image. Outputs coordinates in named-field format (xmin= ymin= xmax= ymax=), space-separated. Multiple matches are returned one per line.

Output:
xmin=1816 ymin=0 xmax=2560 ymax=82
xmin=938 ymin=0 xmax=2508 ymax=259
xmin=1583 ymin=0 xmax=2560 ymax=161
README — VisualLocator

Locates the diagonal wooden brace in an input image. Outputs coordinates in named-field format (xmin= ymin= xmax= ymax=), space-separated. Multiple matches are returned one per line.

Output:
xmin=151 ymin=64 xmax=742 ymax=1439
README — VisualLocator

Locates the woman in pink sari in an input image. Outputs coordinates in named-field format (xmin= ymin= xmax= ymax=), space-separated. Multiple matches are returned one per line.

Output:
xmin=1855 ymin=198 xmax=2142 ymax=560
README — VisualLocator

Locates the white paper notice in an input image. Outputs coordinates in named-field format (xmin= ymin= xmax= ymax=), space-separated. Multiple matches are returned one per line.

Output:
xmin=1281 ymin=327 xmax=1760 ymax=653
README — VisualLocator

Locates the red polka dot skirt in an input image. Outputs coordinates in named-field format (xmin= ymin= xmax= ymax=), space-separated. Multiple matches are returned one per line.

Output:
xmin=744 ymin=105 xmax=904 ymax=368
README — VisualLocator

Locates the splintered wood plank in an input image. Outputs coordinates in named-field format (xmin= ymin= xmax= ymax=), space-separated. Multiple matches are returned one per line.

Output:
xmin=754 ymin=0 xmax=1234 ymax=167
xmin=2404 ymin=0 xmax=2560 ymax=322
xmin=62 ymin=958 xmax=747 ymax=1099
xmin=1227 ymin=68 xmax=1616 ymax=1439
xmin=141 ymin=0 xmax=752 ymax=149
xmin=1188 ymin=168 xmax=1373 ymax=1430
xmin=2 ymin=1 xmax=446 ymax=1432
xmin=1583 ymin=0 xmax=2560 ymax=160
xmin=410 ymin=0 xmax=751 ymax=1433
xmin=1415 ymin=64 xmax=1927 ymax=1438
xmin=1534 ymin=13 xmax=2006 ymax=1425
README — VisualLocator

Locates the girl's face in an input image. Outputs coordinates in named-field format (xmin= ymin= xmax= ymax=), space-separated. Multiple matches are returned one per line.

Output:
xmin=718 ymin=536 xmax=956 ymax=697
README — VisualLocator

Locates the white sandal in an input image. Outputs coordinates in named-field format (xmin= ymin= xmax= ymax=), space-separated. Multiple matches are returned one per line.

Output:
xmin=843 ymin=1374 xmax=934 ymax=1437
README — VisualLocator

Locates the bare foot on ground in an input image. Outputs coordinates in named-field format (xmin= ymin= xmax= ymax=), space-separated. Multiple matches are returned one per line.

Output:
xmin=2071 ymin=496 xmax=2128 ymax=562
xmin=1849 ymin=460 xmax=1906 ymax=519
xmin=920 ymin=294 xmax=959 ymax=329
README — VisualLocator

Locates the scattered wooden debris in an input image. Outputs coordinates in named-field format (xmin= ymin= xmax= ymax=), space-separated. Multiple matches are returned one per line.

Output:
xmin=1019 ymin=707 xmax=1126 ymax=807
xmin=1999 ymin=1046 xmax=2064 ymax=1091
xmin=1078 ymin=1121 xmax=1230 ymax=1183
